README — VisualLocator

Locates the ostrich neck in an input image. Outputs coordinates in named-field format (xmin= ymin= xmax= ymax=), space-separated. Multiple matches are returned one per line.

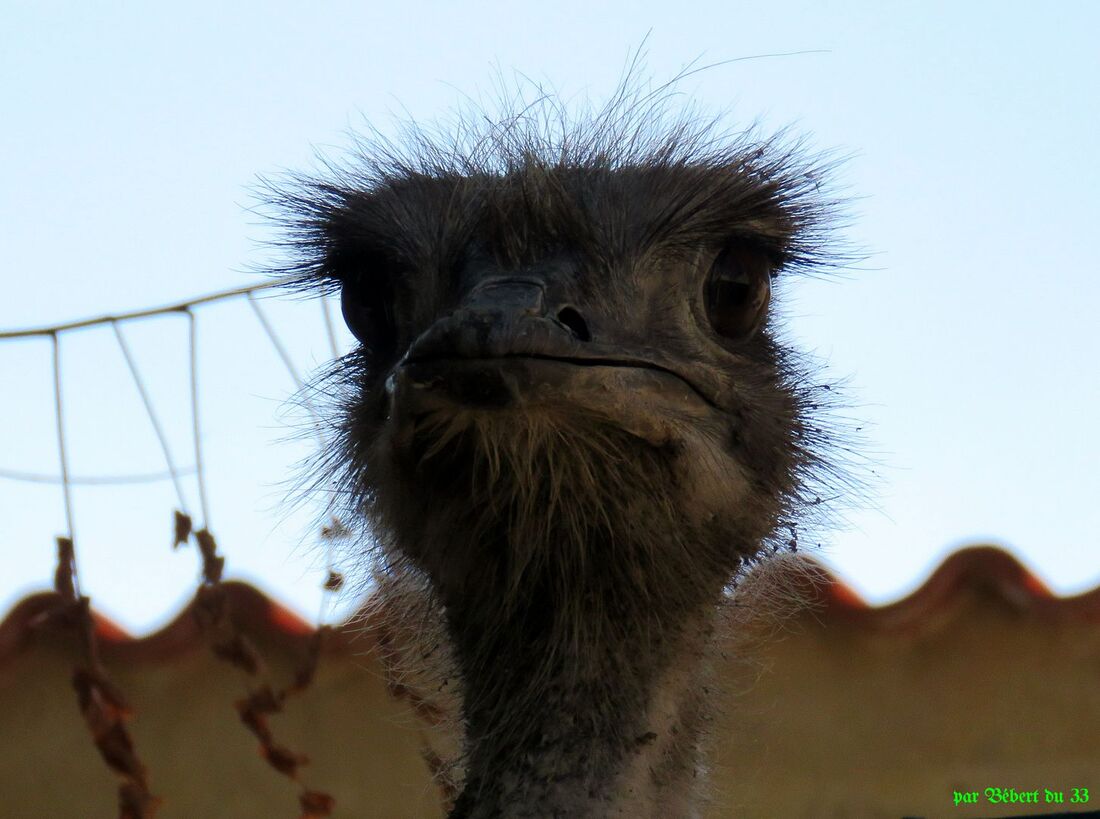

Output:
xmin=440 ymin=534 xmax=722 ymax=819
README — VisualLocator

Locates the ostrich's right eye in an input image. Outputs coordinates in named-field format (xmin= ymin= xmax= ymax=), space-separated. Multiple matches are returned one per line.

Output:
xmin=341 ymin=275 xmax=398 ymax=362
xmin=703 ymin=246 xmax=772 ymax=342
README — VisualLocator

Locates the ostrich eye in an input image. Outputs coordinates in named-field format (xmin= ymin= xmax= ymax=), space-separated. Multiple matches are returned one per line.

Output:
xmin=703 ymin=246 xmax=772 ymax=341
xmin=340 ymin=274 xmax=398 ymax=362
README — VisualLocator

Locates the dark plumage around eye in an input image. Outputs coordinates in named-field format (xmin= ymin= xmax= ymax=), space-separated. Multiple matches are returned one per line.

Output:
xmin=340 ymin=275 xmax=398 ymax=361
xmin=703 ymin=246 xmax=772 ymax=341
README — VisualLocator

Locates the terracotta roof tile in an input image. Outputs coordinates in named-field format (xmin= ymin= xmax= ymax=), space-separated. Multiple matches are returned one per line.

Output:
xmin=2 ymin=546 xmax=1098 ymax=668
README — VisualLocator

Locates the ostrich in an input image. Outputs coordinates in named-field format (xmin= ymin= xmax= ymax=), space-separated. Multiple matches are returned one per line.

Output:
xmin=273 ymin=80 xmax=849 ymax=817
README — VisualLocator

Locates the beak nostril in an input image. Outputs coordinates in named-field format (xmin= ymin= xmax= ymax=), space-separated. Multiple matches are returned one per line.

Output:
xmin=556 ymin=307 xmax=591 ymax=342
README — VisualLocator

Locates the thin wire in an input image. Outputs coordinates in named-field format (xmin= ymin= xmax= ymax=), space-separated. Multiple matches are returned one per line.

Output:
xmin=320 ymin=295 xmax=340 ymax=359
xmin=187 ymin=309 xmax=211 ymax=529
xmin=246 ymin=292 xmax=327 ymax=443
xmin=319 ymin=301 xmax=343 ymax=627
xmin=5 ymin=281 xmax=349 ymax=617
xmin=247 ymin=292 xmax=306 ymax=386
xmin=0 ymin=276 xmax=295 ymax=339
xmin=247 ymin=292 xmax=340 ymax=626
xmin=112 ymin=321 xmax=189 ymax=512
xmin=0 ymin=466 xmax=197 ymax=485
xmin=0 ymin=279 xmax=301 ymax=504
xmin=51 ymin=332 xmax=79 ymax=595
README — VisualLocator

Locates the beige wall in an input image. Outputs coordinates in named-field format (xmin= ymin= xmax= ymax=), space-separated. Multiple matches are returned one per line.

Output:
xmin=1 ymin=547 xmax=1097 ymax=818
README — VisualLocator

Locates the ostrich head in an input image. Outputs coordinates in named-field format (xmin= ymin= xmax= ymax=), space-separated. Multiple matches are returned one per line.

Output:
xmin=275 ymin=84 xmax=846 ymax=817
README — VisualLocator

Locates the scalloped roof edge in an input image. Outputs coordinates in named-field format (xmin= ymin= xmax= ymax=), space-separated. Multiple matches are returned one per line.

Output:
xmin=2 ymin=544 xmax=1098 ymax=666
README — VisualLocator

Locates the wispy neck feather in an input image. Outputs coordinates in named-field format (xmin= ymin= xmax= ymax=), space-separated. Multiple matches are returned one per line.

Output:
xmin=362 ymin=411 xmax=742 ymax=815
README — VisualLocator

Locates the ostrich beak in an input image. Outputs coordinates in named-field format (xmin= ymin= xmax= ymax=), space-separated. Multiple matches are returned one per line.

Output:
xmin=385 ymin=275 xmax=715 ymax=446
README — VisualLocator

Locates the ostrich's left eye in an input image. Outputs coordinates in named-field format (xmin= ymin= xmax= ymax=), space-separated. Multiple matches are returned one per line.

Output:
xmin=703 ymin=246 xmax=772 ymax=342
xmin=341 ymin=272 xmax=398 ymax=362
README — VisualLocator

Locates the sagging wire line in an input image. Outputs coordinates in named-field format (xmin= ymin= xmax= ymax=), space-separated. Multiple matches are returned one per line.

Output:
xmin=317 ymin=296 xmax=349 ymax=622
xmin=3 ymin=277 xmax=350 ymax=624
xmin=112 ymin=320 xmax=190 ymax=514
xmin=51 ymin=325 xmax=161 ymax=817
xmin=0 ymin=466 xmax=197 ymax=486
xmin=320 ymin=294 xmax=340 ymax=360
xmin=50 ymin=331 xmax=79 ymax=594
xmin=248 ymin=293 xmax=308 ymax=403
xmin=0 ymin=277 xmax=295 ymax=339
xmin=1 ymin=276 xmax=293 ymax=530
xmin=246 ymin=290 xmax=348 ymax=625
xmin=0 ymin=279 xmax=344 ymax=491
xmin=246 ymin=291 xmax=328 ymax=437
xmin=187 ymin=309 xmax=211 ymax=531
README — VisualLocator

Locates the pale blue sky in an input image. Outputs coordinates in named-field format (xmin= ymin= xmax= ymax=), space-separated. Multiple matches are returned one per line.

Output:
xmin=2 ymin=2 xmax=1098 ymax=632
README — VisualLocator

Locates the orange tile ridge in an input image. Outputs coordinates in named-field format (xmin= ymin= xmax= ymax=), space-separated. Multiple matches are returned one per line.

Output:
xmin=2 ymin=546 xmax=1098 ymax=667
